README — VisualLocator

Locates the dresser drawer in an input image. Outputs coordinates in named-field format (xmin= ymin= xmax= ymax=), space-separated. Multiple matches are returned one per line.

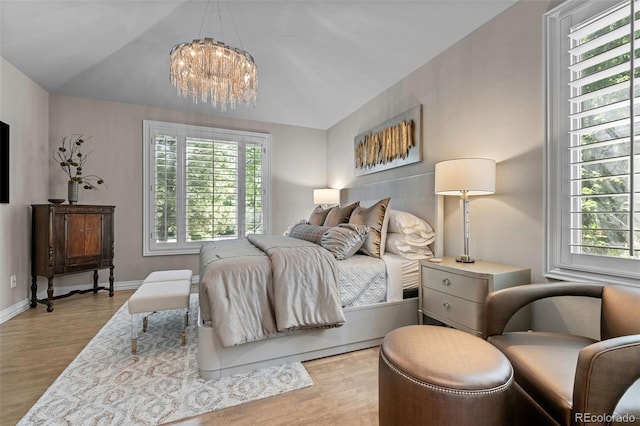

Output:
xmin=421 ymin=287 xmax=482 ymax=333
xmin=421 ymin=267 xmax=488 ymax=302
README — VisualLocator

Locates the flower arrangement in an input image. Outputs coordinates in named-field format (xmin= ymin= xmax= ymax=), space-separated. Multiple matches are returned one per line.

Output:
xmin=54 ymin=134 xmax=105 ymax=190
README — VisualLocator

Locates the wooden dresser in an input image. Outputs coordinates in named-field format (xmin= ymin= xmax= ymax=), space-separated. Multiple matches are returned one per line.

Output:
xmin=31 ymin=204 xmax=115 ymax=312
xmin=419 ymin=257 xmax=530 ymax=336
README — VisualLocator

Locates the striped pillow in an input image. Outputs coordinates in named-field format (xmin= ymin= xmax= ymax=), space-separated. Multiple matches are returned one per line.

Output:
xmin=321 ymin=224 xmax=369 ymax=260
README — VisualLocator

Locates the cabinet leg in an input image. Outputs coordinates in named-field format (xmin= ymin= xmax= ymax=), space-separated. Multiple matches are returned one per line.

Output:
xmin=93 ymin=270 xmax=99 ymax=294
xmin=108 ymin=265 xmax=114 ymax=297
xmin=30 ymin=275 xmax=38 ymax=308
xmin=46 ymin=276 xmax=54 ymax=312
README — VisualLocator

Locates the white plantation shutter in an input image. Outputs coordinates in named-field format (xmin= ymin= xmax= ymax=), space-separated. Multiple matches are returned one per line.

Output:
xmin=185 ymin=138 xmax=238 ymax=241
xmin=546 ymin=0 xmax=640 ymax=286
xmin=151 ymin=132 xmax=179 ymax=245
xmin=143 ymin=121 xmax=270 ymax=255
xmin=567 ymin=0 xmax=639 ymax=259
xmin=245 ymin=142 xmax=264 ymax=235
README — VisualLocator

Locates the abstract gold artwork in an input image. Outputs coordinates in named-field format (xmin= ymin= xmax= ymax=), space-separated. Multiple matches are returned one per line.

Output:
xmin=354 ymin=105 xmax=421 ymax=176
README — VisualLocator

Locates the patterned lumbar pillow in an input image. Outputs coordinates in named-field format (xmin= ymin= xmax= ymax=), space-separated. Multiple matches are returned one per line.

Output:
xmin=287 ymin=223 xmax=331 ymax=245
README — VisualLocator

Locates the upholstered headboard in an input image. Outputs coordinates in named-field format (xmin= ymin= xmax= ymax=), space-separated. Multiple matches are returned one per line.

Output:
xmin=340 ymin=172 xmax=443 ymax=257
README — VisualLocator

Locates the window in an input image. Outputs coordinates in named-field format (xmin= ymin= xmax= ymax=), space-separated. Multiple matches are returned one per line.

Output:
xmin=143 ymin=120 xmax=270 ymax=255
xmin=546 ymin=0 xmax=639 ymax=286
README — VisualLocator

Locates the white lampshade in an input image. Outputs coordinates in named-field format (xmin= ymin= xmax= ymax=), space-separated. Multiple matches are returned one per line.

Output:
xmin=434 ymin=158 xmax=496 ymax=196
xmin=313 ymin=188 xmax=340 ymax=205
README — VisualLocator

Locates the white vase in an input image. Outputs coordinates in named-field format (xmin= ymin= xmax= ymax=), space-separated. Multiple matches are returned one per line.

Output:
xmin=68 ymin=180 xmax=79 ymax=205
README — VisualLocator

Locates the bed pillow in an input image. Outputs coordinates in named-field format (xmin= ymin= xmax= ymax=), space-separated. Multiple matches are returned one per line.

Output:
xmin=386 ymin=209 xmax=435 ymax=246
xmin=320 ymin=224 xmax=369 ymax=260
xmin=288 ymin=223 xmax=331 ymax=245
xmin=308 ymin=206 xmax=333 ymax=226
xmin=349 ymin=197 xmax=390 ymax=258
xmin=385 ymin=233 xmax=434 ymax=259
xmin=324 ymin=201 xmax=359 ymax=227
xmin=283 ymin=219 xmax=308 ymax=236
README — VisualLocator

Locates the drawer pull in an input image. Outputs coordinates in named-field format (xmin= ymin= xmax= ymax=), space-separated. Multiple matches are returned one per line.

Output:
xmin=442 ymin=301 xmax=451 ymax=311
xmin=442 ymin=278 xmax=451 ymax=286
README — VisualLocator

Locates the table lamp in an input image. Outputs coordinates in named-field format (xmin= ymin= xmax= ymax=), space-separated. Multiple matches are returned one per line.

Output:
xmin=434 ymin=158 xmax=496 ymax=263
xmin=313 ymin=188 xmax=340 ymax=209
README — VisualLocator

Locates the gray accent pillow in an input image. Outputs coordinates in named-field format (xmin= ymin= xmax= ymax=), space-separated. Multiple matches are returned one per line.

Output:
xmin=288 ymin=223 xmax=331 ymax=245
xmin=323 ymin=201 xmax=360 ymax=226
xmin=349 ymin=197 xmax=390 ymax=258
xmin=320 ymin=224 xmax=369 ymax=260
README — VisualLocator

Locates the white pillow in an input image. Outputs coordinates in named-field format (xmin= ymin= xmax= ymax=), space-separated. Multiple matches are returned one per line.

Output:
xmin=385 ymin=233 xmax=434 ymax=259
xmin=386 ymin=209 xmax=435 ymax=244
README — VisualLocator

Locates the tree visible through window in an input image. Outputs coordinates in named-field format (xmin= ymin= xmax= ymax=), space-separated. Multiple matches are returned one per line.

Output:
xmin=143 ymin=120 xmax=270 ymax=255
xmin=546 ymin=0 xmax=639 ymax=286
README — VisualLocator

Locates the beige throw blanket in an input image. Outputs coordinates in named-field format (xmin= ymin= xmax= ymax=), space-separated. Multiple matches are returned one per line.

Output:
xmin=199 ymin=235 xmax=345 ymax=347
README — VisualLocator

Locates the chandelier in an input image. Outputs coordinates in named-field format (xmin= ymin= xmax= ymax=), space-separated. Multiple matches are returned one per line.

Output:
xmin=169 ymin=37 xmax=257 ymax=111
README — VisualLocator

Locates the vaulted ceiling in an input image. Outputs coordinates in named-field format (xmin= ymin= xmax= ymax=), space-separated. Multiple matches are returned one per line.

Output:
xmin=0 ymin=1 xmax=516 ymax=129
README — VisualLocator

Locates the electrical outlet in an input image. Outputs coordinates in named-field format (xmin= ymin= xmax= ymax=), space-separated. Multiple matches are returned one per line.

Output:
xmin=10 ymin=275 xmax=16 ymax=289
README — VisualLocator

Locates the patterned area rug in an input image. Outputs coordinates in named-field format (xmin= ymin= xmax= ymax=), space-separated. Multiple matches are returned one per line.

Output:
xmin=19 ymin=294 xmax=313 ymax=425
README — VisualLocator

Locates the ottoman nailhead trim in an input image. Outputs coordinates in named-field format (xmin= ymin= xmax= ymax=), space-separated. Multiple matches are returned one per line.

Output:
xmin=380 ymin=350 xmax=514 ymax=396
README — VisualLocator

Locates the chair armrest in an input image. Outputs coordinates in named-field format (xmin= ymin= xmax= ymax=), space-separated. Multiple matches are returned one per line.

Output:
xmin=573 ymin=335 xmax=640 ymax=425
xmin=484 ymin=282 xmax=604 ymax=338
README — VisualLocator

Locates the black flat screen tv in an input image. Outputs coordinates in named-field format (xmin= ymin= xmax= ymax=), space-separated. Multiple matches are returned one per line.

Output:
xmin=0 ymin=121 xmax=8 ymax=203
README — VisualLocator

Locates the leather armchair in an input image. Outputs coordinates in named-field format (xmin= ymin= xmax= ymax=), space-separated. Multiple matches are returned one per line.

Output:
xmin=484 ymin=282 xmax=640 ymax=426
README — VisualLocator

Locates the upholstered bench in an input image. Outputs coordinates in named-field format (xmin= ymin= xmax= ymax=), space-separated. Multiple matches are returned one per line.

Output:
xmin=379 ymin=325 xmax=514 ymax=426
xmin=127 ymin=269 xmax=193 ymax=354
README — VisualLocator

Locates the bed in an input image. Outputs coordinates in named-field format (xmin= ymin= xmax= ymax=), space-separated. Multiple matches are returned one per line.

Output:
xmin=197 ymin=172 xmax=442 ymax=380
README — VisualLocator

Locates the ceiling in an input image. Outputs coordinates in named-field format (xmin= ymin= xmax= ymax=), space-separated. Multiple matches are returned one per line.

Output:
xmin=0 ymin=1 xmax=516 ymax=130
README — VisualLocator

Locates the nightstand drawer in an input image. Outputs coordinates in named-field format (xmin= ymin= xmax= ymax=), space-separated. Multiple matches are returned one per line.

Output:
xmin=422 ymin=268 xmax=488 ymax=302
xmin=421 ymin=288 xmax=482 ymax=333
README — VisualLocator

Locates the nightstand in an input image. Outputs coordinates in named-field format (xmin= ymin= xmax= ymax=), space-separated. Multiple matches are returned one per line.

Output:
xmin=419 ymin=257 xmax=531 ymax=336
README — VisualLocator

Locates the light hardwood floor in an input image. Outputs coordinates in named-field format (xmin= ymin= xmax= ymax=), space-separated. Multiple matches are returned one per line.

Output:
xmin=0 ymin=291 xmax=380 ymax=426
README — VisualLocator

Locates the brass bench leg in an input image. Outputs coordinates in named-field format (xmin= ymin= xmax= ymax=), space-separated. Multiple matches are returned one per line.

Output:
xmin=131 ymin=338 xmax=137 ymax=355
xmin=181 ymin=330 xmax=186 ymax=346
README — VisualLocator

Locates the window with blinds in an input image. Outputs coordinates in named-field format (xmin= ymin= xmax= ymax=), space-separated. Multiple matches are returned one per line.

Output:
xmin=568 ymin=0 xmax=639 ymax=259
xmin=546 ymin=0 xmax=640 ymax=286
xmin=143 ymin=120 xmax=270 ymax=255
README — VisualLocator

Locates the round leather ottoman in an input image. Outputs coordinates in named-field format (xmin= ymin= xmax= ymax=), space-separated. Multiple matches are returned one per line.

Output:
xmin=379 ymin=325 xmax=514 ymax=426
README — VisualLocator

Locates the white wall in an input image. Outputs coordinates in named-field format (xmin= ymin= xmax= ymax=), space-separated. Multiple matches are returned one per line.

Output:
xmin=0 ymin=58 xmax=49 ymax=317
xmin=48 ymin=95 xmax=327 ymax=289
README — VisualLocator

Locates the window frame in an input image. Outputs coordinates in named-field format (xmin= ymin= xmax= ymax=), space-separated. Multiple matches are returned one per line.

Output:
xmin=142 ymin=120 xmax=271 ymax=256
xmin=544 ymin=0 xmax=640 ymax=287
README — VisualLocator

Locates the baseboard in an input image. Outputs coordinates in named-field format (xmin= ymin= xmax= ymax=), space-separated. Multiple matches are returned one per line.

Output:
xmin=0 ymin=275 xmax=200 ymax=324
xmin=0 ymin=299 xmax=31 ymax=324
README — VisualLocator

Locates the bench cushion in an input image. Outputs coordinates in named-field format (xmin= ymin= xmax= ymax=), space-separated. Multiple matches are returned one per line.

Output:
xmin=128 ymin=280 xmax=191 ymax=314
xmin=143 ymin=269 xmax=193 ymax=284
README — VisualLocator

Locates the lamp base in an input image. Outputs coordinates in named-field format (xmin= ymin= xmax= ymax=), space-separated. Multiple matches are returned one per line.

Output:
xmin=455 ymin=255 xmax=475 ymax=263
